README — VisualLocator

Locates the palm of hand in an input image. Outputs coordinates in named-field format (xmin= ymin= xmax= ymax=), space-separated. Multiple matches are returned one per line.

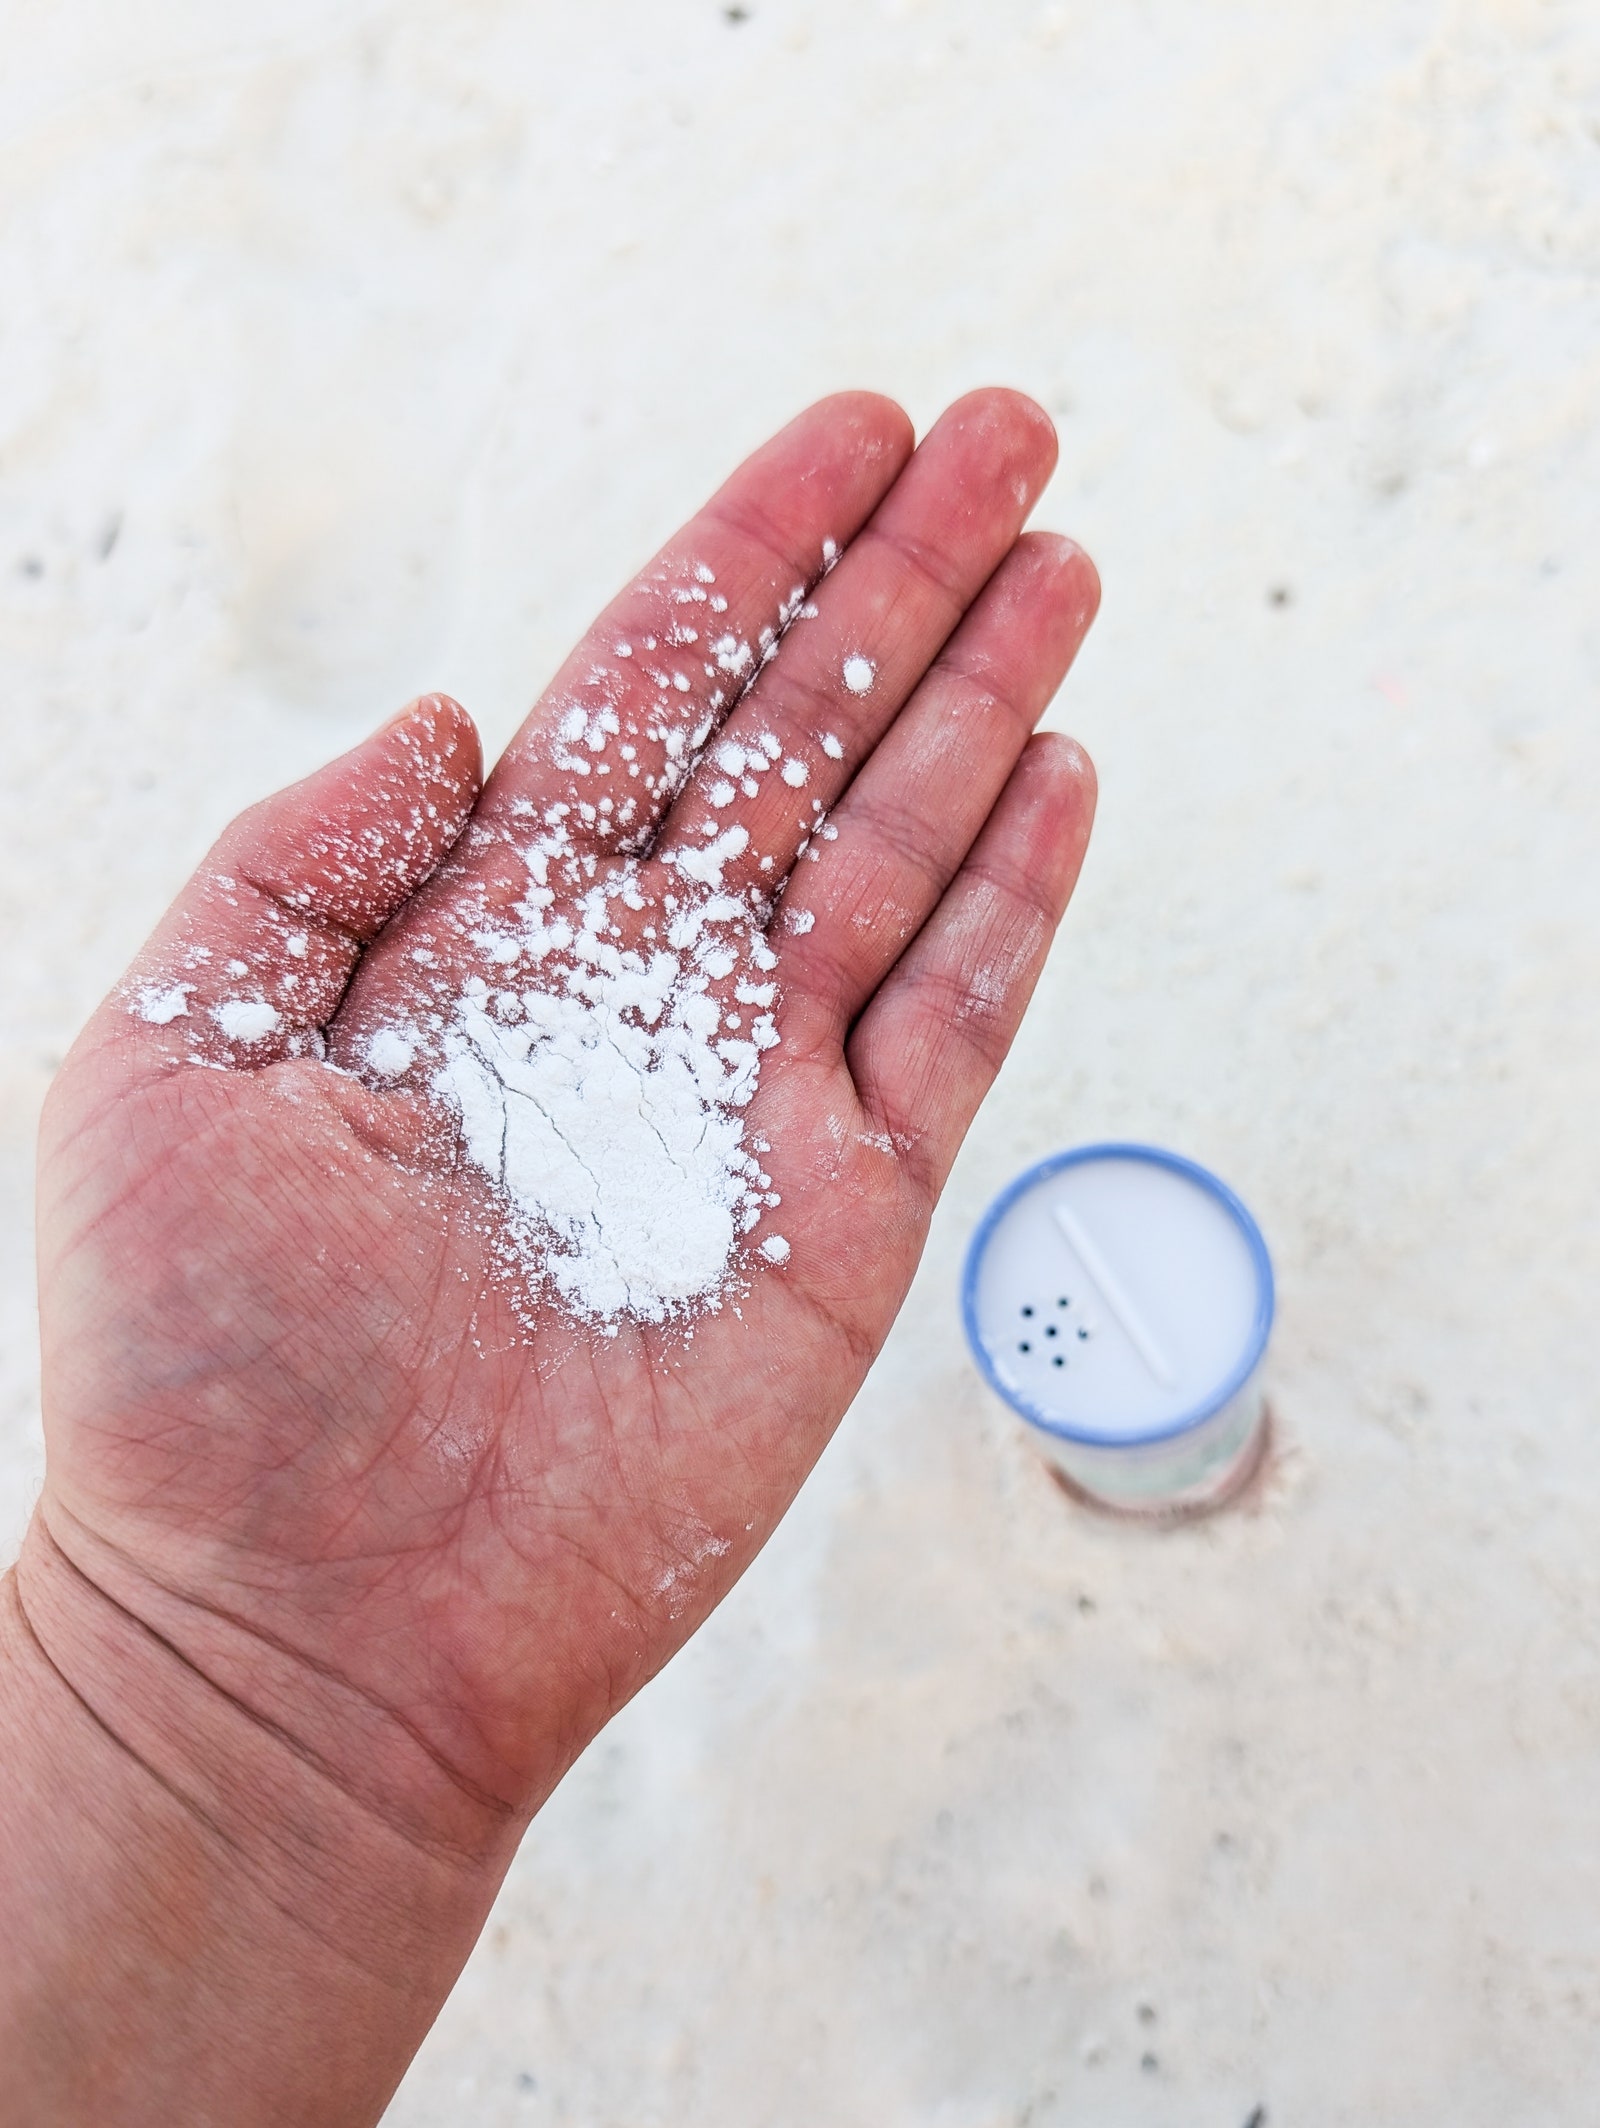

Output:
xmin=30 ymin=392 xmax=1097 ymax=1859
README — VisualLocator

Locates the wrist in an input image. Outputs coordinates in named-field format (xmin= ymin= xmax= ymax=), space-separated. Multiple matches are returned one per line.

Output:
xmin=0 ymin=1511 xmax=514 ymax=2127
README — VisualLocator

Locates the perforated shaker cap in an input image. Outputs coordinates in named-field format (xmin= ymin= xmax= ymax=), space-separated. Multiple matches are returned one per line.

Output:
xmin=962 ymin=1144 xmax=1274 ymax=1450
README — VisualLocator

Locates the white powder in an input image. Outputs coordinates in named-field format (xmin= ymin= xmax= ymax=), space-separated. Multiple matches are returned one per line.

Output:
xmin=820 ymin=731 xmax=844 ymax=759
xmin=427 ymin=790 xmax=787 ymax=1323
xmin=842 ymin=654 xmax=876 ymax=695
xmin=366 ymin=1027 xmax=417 ymax=1077
xmin=651 ymin=1524 xmax=732 ymax=1618
xmin=137 ymin=982 xmax=190 ymax=1024
xmin=787 ymin=907 xmax=815 ymax=936
xmin=671 ymin=822 xmax=750 ymax=889
xmin=123 ymin=582 xmax=802 ymax=1326
xmin=212 ymin=998 xmax=280 ymax=1043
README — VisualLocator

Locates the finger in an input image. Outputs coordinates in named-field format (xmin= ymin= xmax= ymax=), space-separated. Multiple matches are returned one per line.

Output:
xmin=650 ymin=388 xmax=1059 ymax=901
xmin=846 ymin=732 xmax=1096 ymax=1202
xmin=476 ymin=392 xmax=914 ymax=854
xmin=105 ymin=695 xmax=481 ymax=1072
xmin=777 ymin=533 xmax=1099 ymax=1057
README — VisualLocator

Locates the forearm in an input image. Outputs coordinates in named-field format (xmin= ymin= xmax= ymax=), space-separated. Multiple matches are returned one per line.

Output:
xmin=0 ymin=1538 xmax=507 ymax=2128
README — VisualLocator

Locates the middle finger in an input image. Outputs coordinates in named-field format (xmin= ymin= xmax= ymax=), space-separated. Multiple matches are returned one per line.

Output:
xmin=647 ymin=388 xmax=1059 ymax=905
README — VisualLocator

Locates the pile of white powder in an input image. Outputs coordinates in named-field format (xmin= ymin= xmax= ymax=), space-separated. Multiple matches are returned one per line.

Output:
xmin=423 ymin=795 xmax=790 ymax=1324
xmin=129 ymin=555 xmax=869 ymax=1325
xmin=381 ymin=559 xmax=866 ymax=1320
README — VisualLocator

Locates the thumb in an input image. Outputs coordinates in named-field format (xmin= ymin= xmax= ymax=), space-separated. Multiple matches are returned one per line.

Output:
xmin=100 ymin=694 xmax=481 ymax=1075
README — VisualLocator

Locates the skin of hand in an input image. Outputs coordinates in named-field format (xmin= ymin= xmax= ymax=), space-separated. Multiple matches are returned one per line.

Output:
xmin=0 ymin=389 xmax=1098 ymax=2126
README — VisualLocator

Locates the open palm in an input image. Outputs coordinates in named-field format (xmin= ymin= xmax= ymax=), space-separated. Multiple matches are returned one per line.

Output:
xmin=22 ymin=391 xmax=1097 ymax=2099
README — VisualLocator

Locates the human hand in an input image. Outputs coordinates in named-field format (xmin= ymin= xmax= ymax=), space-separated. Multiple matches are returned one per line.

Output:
xmin=6 ymin=390 xmax=1097 ymax=2124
